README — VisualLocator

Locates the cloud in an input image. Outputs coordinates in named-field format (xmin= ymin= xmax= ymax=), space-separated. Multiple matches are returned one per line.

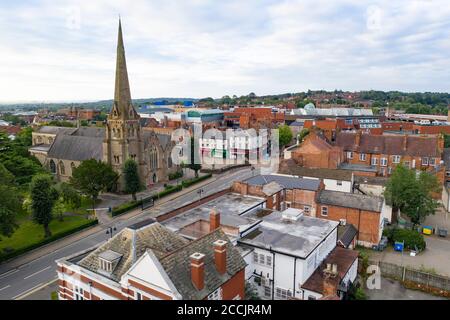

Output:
xmin=0 ymin=0 xmax=448 ymax=102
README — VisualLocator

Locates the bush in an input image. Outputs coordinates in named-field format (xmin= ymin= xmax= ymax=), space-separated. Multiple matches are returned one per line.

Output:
xmin=111 ymin=201 xmax=141 ymax=217
xmin=391 ymin=228 xmax=426 ymax=251
xmin=181 ymin=173 xmax=212 ymax=188
xmin=168 ymin=171 xmax=183 ymax=181
xmin=0 ymin=219 xmax=98 ymax=263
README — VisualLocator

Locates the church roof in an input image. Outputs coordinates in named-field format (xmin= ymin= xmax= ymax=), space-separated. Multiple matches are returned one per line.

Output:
xmin=47 ymin=134 xmax=103 ymax=161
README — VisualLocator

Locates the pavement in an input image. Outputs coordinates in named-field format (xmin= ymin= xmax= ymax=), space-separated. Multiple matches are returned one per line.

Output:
xmin=365 ymin=277 xmax=447 ymax=300
xmin=0 ymin=166 xmax=258 ymax=300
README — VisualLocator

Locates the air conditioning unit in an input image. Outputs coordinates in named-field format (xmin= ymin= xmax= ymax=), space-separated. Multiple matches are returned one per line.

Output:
xmin=339 ymin=219 xmax=346 ymax=226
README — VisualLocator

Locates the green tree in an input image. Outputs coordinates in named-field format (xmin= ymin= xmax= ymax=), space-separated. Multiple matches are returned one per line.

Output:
xmin=56 ymin=182 xmax=82 ymax=209
xmin=123 ymin=159 xmax=141 ymax=201
xmin=384 ymin=165 xmax=439 ymax=226
xmin=30 ymin=174 xmax=58 ymax=237
xmin=0 ymin=164 xmax=21 ymax=238
xmin=278 ymin=124 xmax=293 ymax=148
xmin=297 ymin=128 xmax=310 ymax=143
xmin=70 ymin=159 xmax=118 ymax=211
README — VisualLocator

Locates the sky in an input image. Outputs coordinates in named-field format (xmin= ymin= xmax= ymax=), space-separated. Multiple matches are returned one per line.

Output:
xmin=0 ymin=0 xmax=449 ymax=103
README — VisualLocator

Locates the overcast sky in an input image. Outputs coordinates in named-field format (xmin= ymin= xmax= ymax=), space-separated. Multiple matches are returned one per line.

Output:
xmin=0 ymin=0 xmax=449 ymax=103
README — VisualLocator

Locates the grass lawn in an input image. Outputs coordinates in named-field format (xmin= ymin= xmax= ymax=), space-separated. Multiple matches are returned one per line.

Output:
xmin=0 ymin=214 xmax=92 ymax=255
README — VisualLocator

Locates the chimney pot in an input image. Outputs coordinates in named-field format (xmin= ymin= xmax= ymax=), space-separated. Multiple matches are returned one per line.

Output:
xmin=190 ymin=252 xmax=205 ymax=291
xmin=213 ymin=240 xmax=227 ymax=275
xmin=210 ymin=208 xmax=220 ymax=232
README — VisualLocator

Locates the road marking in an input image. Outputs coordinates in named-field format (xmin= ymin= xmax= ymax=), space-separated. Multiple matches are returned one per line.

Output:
xmin=23 ymin=266 xmax=51 ymax=280
xmin=0 ymin=269 xmax=19 ymax=280
xmin=0 ymin=285 xmax=11 ymax=292
xmin=12 ymin=282 xmax=44 ymax=300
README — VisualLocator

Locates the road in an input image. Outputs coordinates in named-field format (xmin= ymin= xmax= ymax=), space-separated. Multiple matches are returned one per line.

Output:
xmin=0 ymin=167 xmax=257 ymax=300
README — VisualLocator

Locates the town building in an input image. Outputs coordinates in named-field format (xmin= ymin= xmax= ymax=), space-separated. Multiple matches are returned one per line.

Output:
xmin=57 ymin=219 xmax=246 ymax=300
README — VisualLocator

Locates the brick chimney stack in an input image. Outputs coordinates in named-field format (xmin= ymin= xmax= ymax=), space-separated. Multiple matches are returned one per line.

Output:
xmin=355 ymin=130 xmax=362 ymax=148
xmin=210 ymin=208 xmax=220 ymax=232
xmin=190 ymin=253 xmax=205 ymax=291
xmin=322 ymin=274 xmax=338 ymax=298
xmin=213 ymin=240 xmax=227 ymax=275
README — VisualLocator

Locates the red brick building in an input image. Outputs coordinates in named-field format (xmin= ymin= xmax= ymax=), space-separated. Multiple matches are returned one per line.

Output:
xmin=57 ymin=220 xmax=246 ymax=300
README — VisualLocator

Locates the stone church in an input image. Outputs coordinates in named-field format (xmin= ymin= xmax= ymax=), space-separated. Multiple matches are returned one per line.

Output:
xmin=29 ymin=20 xmax=178 ymax=190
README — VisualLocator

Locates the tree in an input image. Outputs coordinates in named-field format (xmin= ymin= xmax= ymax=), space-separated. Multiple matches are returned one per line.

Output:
xmin=384 ymin=165 xmax=439 ymax=226
xmin=183 ymin=137 xmax=202 ymax=178
xmin=56 ymin=182 xmax=81 ymax=209
xmin=123 ymin=159 xmax=141 ymax=201
xmin=278 ymin=124 xmax=293 ymax=148
xmin=297 ymin=128 xmax=310 ymax=143
xmin=30 ymin=174 xmax=58 ymax=237
xmin=0 ymin=164 xmax=21 ymax=238
xmin=70 ymin=159 xmax=118 ymax=211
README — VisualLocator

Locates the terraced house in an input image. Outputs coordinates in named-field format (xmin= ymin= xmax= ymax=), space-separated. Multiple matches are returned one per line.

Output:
xmin=56 ymin=220 xmax=246 ymax=300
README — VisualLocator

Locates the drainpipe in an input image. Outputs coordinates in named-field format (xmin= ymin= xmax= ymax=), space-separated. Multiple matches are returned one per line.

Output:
xmin=293 ymin=258 xmax=297 ymax=299
xmin=271 ymin=248 xmax=276 ymax=300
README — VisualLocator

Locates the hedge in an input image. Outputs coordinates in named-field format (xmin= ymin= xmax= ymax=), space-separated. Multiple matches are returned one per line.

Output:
xmin=0 ymin=219 xmax=98 ymax=263
xmin=181 ymin=173 xmax=212 ymax=188
xmin=168 ymin=170 xmax=183 ymax=180
xmin=111 ymin=174 xmax=213 ymax=217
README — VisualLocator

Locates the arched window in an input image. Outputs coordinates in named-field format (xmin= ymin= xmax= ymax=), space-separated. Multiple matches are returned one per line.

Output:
xmin=59 ymin=161 xmax=65 ymax=175
xmin=152 ymin=173 xmax=157 ymax=183
xmin=49 ymin=160 xmax=56 ymax=174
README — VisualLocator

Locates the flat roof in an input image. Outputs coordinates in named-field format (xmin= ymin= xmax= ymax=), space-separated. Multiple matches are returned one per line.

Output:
xmin=162 ymin=193 xmax=264 ymax=233
xmin=239 ymin=209 xmax=338 ymax=258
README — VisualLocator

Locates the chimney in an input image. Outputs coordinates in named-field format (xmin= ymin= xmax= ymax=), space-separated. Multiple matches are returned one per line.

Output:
xmin=190 ymin=253 xmax=205 ymax=291
xmin=355 ymin=130 xmax=362 ymax=147
xmin=210 ymin=208 xmax=220 ymax=232
xmin=403 ymin=135 xmax=407 ymax=151
xmin=213 ymin=240 xmax=227 ymax=275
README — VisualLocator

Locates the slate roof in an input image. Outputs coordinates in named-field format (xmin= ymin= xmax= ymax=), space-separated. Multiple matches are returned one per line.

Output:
xmin=71 ymin=127 xmax=105 ymax=138
xmin=317 ymin=190 xmax=383 ymax=212
xmin=301 ymin=246 xmax=359 ymax=294
xmin=245 ymin=174 xmax=321 ymax=191
xmin=78 ymin=222 xmax=189 ymax=281
xmin=158 ymin=228 xmax=247 ymax=300
xmin=335 ymin=132 xmax=441 ymax=157
xmin=47 ymin=134 xmax=104 ymax=161
xmin=337 ymin=224 xmax=358 ymax=248
xmin=37 ymin=126 xmax=76 ymax=135
xmin=279 ymin=160 xmax=353 ymax=181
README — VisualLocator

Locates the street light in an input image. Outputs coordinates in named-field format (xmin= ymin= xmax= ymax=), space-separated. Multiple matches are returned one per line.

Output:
xmin=106 ymin=226 xmax=117 ymax=239
xmin=197 ymin=188 xmax=204 ymax=200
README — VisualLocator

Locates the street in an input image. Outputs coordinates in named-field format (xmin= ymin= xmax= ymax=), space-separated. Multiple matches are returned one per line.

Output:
xmin=0 ymin=167 xmax=257 ymax=300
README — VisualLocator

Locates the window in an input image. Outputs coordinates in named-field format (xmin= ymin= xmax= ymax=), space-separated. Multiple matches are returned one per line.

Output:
xmin=392 ymin=155 xmax=401 ymax=164
xmin=429 ymin=158 xmax=436 ymax=166
xmin=49 ymin=160 xmax=56 ymax=174
xmin=359 ymin=153 xmax=366 ymax=161
xmin=263 ymin=286 xmax=271 ymax=298
xmin=266 ymin=255 xmax=272 ymax=267
xmin=336 ymin=180 xmax=342 ymax=186
xmin=275 ymin=287 xmax=292 ymax=300
xmin=347 ymin=151 xmax=353 ymax=159
xmin=253 ymin=252 xmax=258 ymax=263
xmin=99 ymin=259 xmax=112 ymax=272
xmin=422 ymin=157 xmax=429 ymax=166
xmin=380 ymin=158 xmax=387 ymax=166
xmin=303 ymin=205 xmax=311 ymax=214
xmin=345 ymin=119 xmax=352 ymax=125
xmin=74 ymin=286 xmax=84 ymax=300
xmin=371 ymin=157 xmax=378 ymax=166
xmin=135 ymin=292 xmax=142 ymax=300
xmin=259 ymin=254 xmax=265 ymax=265
xmin=388 ymin=167 xmax=392 ymax=175
xmin=404 ymin=161 xmax=410 ymax=169
xmin=321 ymin=206 xmax=328 ymax=216
xmin=208 ymin=288 xmax=222 ymax=300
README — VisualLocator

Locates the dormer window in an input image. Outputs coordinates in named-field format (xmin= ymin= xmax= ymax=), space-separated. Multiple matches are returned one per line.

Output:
xmin=98 ymin=250 xmax=123 ymax=275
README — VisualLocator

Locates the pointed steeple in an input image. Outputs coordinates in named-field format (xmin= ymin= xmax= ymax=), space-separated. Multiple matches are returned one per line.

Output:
xmin=113 ymin=19 xmax=135 ymax=119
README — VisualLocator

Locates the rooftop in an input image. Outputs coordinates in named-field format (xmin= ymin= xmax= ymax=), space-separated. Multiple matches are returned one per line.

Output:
xmin=239 ymin=209 xmax=338 ymax=258
xmin=278 ymin=161 xmax=353 ymax=181
xmin=244 ymin=174 xmax=321 ymax=191
xmin=317 ymin=190 xmax=383 ymax=212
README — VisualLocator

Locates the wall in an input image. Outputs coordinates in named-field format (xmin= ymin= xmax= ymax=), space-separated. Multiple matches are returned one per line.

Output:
xmin=323 ymin=178 xmax=352 ymax=193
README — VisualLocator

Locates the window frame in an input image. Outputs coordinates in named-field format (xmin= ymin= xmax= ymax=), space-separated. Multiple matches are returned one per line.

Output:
xmin=321 ymin=206 xmax=328 ymax=217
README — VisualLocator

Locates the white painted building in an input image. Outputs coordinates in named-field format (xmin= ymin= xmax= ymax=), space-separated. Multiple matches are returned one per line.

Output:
xmin=238 ymin=208 xmax=357 ymax=300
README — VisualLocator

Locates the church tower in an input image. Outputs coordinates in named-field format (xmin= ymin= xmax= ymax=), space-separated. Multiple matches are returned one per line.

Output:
xmin=103 ymin=20 xmax=147 ymax=190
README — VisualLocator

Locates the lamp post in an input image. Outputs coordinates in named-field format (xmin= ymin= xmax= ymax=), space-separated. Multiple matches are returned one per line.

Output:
xmin=197 ymin=188 xmax=204 ymax=200
xmin=106 ymin=226 xmax=117 ymax=239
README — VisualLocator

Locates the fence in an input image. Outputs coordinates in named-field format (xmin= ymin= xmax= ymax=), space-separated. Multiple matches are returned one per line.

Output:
xmin=370 ymin=260 xmax=450 ymax=292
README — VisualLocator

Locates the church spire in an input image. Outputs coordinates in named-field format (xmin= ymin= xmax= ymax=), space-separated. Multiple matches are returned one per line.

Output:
xmin=113 ymin=19 xmax=135 ymax=118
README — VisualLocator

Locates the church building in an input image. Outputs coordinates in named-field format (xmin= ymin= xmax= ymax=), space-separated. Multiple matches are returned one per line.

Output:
xmin=29 ymin=20 xmax=179 ymax=190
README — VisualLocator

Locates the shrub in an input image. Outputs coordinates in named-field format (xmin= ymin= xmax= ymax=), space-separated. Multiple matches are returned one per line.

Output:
xmin=392 ymin=228 xmax=426 ymax=251
xmin=111 ymin=201 xmax=141 ymax=217
xmin=168 ymin=171 xmax=183 ymax=181
xmin=181 ymin=173 xmax=212 ymax=188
